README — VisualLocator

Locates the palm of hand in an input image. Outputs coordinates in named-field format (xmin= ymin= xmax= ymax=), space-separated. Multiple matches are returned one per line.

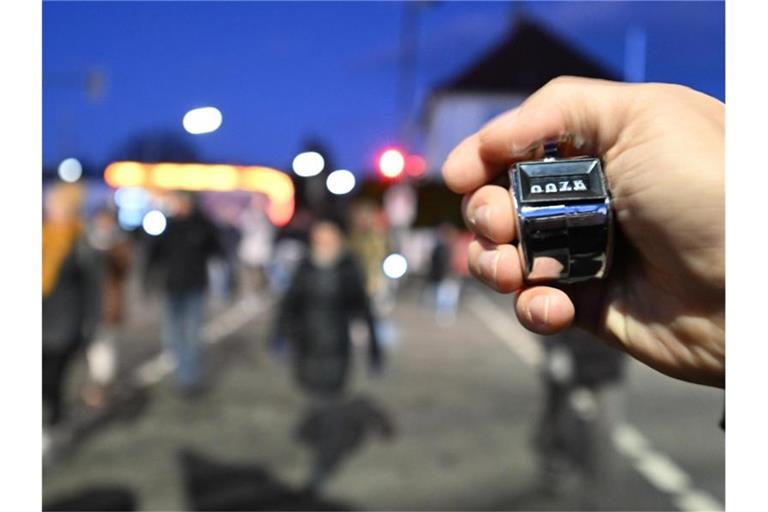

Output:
xmin=583 ymin=98 xmax=725 ymax=386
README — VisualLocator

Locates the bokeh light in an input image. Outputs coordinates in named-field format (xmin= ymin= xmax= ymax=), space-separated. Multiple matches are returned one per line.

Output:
xmin=182 ymin=106 xmax=223 ymax=135
xmin=406 ymin=154 xmax=427 ymax=177
xmin=379 ymin=149 xmax=405 ymax=179
xmin=142 ymin=210 xmax=167 ymax=236
xmin=292 ymin=151 xmax=325 ymax=177
xmin=58 ymin=158 xmax=83 ymax=183
xmin=326 ymin=169 xmax=356 ymax=195
xmin=382 ymin=253 xmax=408 ymax=279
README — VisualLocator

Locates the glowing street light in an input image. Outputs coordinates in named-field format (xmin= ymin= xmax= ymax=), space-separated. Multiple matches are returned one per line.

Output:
xmin=142 ymin=210 xmax=167 ymax=236
xmin=58 ymin=157 xmax=82 ymax=183
xmin=292 ymin=151 xmax=325 ymax=177
xmin=382 ymin=253 xmax=408 ymax=279
xmin=326 ymin=169 xmax=356 ymax=195
xmin=183 ymin=106 xmax=222 ymax=135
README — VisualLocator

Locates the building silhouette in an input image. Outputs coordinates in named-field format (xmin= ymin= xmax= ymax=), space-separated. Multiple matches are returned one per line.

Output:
xmin=423 ymin=15 xmax=620 ymax=175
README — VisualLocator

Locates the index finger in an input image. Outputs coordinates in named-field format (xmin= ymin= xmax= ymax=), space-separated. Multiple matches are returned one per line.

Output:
xmin=442 ymin=76 xmax=631 ymax=194
xmin=478 ymin=77 xmax=629 ymax=165
xmin=441 ymin=132 xmax=501 ymax=195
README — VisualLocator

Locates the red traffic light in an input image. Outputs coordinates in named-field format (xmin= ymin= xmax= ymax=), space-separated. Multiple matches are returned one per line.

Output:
xmin=406 ymin=154 xmax=426 ymax=177
xmin=378 ymin=148 xmax=406 ymax=179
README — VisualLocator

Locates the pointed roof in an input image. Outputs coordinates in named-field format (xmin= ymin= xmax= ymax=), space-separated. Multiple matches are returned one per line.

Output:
xmin=437 ymin=15 xmax=620 ymax=94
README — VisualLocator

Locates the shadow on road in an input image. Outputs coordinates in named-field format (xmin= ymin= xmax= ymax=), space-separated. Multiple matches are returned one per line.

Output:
xmin=295 ymin=395 xmax=396 ymax=491
xmin=45 ymin=386 xmax=152 ymax=468
xmin=43 ymin=484 xmax=137 ymax=511
xmin=178 ymin=448 xmax=352 ymax=511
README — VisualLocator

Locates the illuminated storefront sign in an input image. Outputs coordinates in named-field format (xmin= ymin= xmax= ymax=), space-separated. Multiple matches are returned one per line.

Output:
xmin=104 ymin=161 xmax=294 ymax=226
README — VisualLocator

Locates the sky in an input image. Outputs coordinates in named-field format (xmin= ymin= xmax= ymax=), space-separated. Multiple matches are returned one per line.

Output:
xmin=43 ymin=1 xmax=725 ymax=177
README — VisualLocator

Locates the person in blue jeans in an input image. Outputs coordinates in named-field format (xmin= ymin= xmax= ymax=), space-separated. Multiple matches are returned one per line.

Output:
xmin=164 ymin=289 xmax=206 ymax=390
xmin=147 ymin=192 xmax=223 ymax=394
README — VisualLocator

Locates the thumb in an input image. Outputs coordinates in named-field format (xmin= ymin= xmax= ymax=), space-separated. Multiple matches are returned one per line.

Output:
xmin=477 ymin=76 xmax=634 ymax=166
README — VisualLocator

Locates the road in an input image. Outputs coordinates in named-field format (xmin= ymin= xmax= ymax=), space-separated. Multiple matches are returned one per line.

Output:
xmin=42 ymin=280 xmax=725 ymax=511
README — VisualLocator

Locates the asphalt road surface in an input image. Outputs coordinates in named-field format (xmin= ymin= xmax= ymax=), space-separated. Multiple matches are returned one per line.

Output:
xmin=42 ymin=280 xmax=725 ymax=511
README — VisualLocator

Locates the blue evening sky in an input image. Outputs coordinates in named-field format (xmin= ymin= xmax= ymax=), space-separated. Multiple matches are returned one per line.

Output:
xmin=43 ymin=1 xmax=724 ymax=176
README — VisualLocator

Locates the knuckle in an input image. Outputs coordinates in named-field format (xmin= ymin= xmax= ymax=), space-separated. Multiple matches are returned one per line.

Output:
xmin=542 ymin=75 xmax=589 ymax=91
xmin=639 ymin=82 xmax=695 ymax=102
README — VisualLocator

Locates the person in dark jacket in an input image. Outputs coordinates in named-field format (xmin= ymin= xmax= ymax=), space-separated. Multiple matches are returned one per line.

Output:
xmin=146 ymin=192 xmax=223 ymax=394
xmin=42 ymin=182 xmax=102 ymax=427
xmin=276 ymin=219 xmax=384 ymax=492
xmin=276 ymin=219 xmax=382 ymax=399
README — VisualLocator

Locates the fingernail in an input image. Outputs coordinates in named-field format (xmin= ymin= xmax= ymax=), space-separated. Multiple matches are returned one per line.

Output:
xmin=478 ymin=249 xmax=500 ymax=284
xmin=474 ymin=205 xmax=491 ymax=233
xmin=468 ymin=209 xmax=477 ymax=227
xmin=527 ymin=295 xmax=551 ymax=326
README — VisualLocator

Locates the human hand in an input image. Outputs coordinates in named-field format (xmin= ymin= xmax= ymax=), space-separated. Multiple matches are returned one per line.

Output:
xmin=442 ymin=77 xmax=724 ymax=387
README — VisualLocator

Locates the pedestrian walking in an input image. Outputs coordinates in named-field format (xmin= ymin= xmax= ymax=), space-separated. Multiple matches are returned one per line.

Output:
xmin=275 ymin=219 xmax=383 ymax=491
xmin=237 ymin=193 xmax=274 ymax=297
xmin=428 ymin=223 xmax=463 ymax=326
xmin=276 ymin=219 xmax=382 ymax=397
xmin=348 ymin=200 xmax=388 ymax=302
xmin=146 ymin=192 xmax=223 ymax=395
xmin=82 ymin=206 xmax=132 ymax=409
xmin=42 ymin=182 xmax=102 ymax=427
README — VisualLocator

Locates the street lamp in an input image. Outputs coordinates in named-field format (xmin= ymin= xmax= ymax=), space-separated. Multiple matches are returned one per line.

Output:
xmin=142 ymin=210 xmax=167 ymax=236
xmin=292 ymin=151 xmax=325 ymax=177
xmin=183 ymin=106 xmax=222 ymax=135
xmin=57 ymin=157 xmax=82 ymax=183
xmin=326 ymin=169 xmax=356 ymax=195
xmin=382 ymin=253 xmax=408 ymax=279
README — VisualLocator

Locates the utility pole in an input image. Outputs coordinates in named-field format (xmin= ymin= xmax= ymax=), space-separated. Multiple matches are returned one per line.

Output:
xmin=395 ymin=2 xmax=423 ymax=150
xmin=624 ymin=27 xmax=647 ymax=83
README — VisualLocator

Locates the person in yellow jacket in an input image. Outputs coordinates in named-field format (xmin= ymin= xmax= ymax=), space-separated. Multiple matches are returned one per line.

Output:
xmin=42 ymin=182 xmax=102 ymax=426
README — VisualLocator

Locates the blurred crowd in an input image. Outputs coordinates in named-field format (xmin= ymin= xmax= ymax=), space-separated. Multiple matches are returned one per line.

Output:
xmin=42 ymin=179 xmax=627 ymax=508
xmin=42 ymin=181 xmax=474 ymax=471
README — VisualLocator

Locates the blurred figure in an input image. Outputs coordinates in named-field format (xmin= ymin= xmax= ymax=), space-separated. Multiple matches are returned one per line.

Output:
xmin=277 ymin=219 xmax=382 ymax=396
xmin=146 ymin=192 xmax=223 ymax=395
xmin=42 ymin=182 xmax=102 ymax=427
xmin=82 ymin=206 xmax=132 ymax=409
xmin=237 ymin=193 xmax=274 ymax=298
xmin=266 ymin=236 xmax=305 ymax=296
xmin=265 ymin=206 xmax=311 ymax=295
xmin=534 ymin=330 xmax=626 ymax=509
xmin=428 ymin=223 xmax=461 ymax=326
xmin=209 ymin=205 xmax=242 ymax=305
xmin=348 ymin=200 xmax=388 ymax=301
xmin=348 ymin=200 xmax=395 ymax=346
xmin=275 ymin=220 xmax=383 ymax=491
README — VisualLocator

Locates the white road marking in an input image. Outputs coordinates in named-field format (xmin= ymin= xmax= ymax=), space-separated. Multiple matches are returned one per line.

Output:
xmin=134 ymin=352 xmax=174 ymax=386
xmin=203 ymin=296 xmax=264 ymax=344
xmin=133 ymin=296 xmax=269 ymax=387
xmin=467 ymin=293 xmax=723 ymax=512
xmin=635 ymin=449 xmax=692 ymax=493
xmin=467 ymin=293 xmax=543 ymax=367
xmin=675 ymin=490 xmax=724 ymax=512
